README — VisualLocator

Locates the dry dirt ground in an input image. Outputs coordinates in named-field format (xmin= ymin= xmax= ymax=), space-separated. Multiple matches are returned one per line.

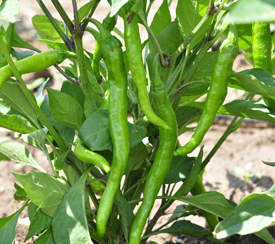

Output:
xmin=1 ymin=0 xmax=275 ymax=243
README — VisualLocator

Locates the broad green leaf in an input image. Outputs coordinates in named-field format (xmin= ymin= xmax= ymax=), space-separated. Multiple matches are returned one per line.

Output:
xmin=142 ymin=220 xmax=223 ymax=244
xmin=218 ymin=100 xmax=275 ymax=124
xmin=12 ymin=32 xmax=40 ymax=52
xmin=61 ymin=80 xmax=85 ymax=107
xmin=40 ymin=95 xmax=75 ymax=144
xmin=167 ymin=191 xmax=235 ymax=218
xmin=176 ymin=0 xmax=212 ymax=49
xmin=52 ymin=168 xmax=93 ymax=244
xmin=0 ymin=0 xmax=19 ymax=30
xmin=163 ymin=156 xmax=194 ymax=184
xmin=184 ymin=51 xmax=219 ymax=80
xmin=149 ymin=0 xmax=171 ymax=50
xmin=0 ymin=99 xmax=36 ymax=133
xmin=227 ymin=0 xmax=275 ymax=24
xmin=0 ymin=81 xmax=40 ymax=127
xmin=13 ymin=182 xmax=27 ymax=201
xmin=115 ymin=193 xmax=135 ymax=243
xmin=215 ymin=193 xmax=275 ymax=238
xmin=54 ymin=150 xmax=69 ymax=171
xmin=22 ymin=128 xmax=48 ymax=152
xmin=32 ymin=15 xmax=65 ymax=42
xmin=155 ymin=20 xmax=184 ymax=56
xmin=35 ymin=226 xmax=55 ymax=244
xmin=24 ymin=209 xmax=52 ymax=242
xmin=128 ymin=122 xmax=147 ymax=149
xmin=110 ymin=0 xmax=129 ymax=16
xmin=150 ymin=0 xmax=171 ymax=36
xmin=83 ymin=89 xmax=101 ymax=118
xmin=168 ymin=205 xmax=187 ymax=223
xmin=11 ymin=49 xmax=34 ymax=61
xmin=125 ymin=142 xmax=148 ymax=174
xmin=37 ymin=39 xmax=68 ymax=50
xmin=236 ymin=24 xmax=253 ymax=63
xmin=47 ymin=88 xmax=85 ymax=131
xmin=229 ymin=68 xmax=275 ymax=99
xmin=13 ymin=171 xmax=70 ymax=217
xmin=176 ymin=102 xmax=205 ymax=135
xmin=78 ymin=1 xmax=95 ymax=22
xmin=79 ymin=109 xmax=112 ymax=151
xmin=0 ymin=142 xmax=45 ymax=172
xmin=0 ymin=112 xmax=36 ymax=134
xmin=28 ymin=202 xmax=37 ymax=222
xmin=79 ymin=109 xmax=147 ymax=151
xmin=0 ymin=201 xmax=28 ymax=244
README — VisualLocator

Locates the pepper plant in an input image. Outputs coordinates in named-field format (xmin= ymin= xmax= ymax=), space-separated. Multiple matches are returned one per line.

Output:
xmin=1 ymin=0 xmax=275 ymax=243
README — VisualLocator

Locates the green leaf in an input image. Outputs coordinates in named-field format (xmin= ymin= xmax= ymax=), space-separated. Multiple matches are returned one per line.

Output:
xmin=215 ymin=193 xmax=275 ymax=238
xmin=155 ymin=20 xmax=183 ymax=56
xmin=0 ymin=99 xmax=36 ymax=133
xmin=262 ymin=161 xmax=275 ymax=167
xmin=0 ymin=81 xmax=40 ymax=127
xmin=78 ymin=1 xmax=95 ymax=22
xmin=125 ymin=142 xmax=148 ymax=174
xmin=149 ymin=0 xmax=171 ymax=50
xmin=12 ymin=32 xmax=40 ymax=52
xmin=115 ymin=193 xmax=135 ymax=243
xmin=150 ymin=0 xmax=171 ymax=36
xmin=230 ymin=68 xmax=275 ymax=99
xmin=79 ymin=109 xmax=147 ymax=151
xmin=163 ymin=156 xmax=194 ymax=184
xmin=176 ymin=102 xmax=205 ymax=135
xmin=128 ymin=122 xmax=147 ymax=149
xmin=22 ymin=128 xmax=48 ymax=152
xmin=0 ymin=142 xmax=45 ymax=172
xmin=142 ymin=220 xmax=223 ymax=244
xmin=24 ymin=209 xmax=52 ymax=242
xmin=110 ymin=0 xmax=129 ymax=16
xmin=236 ymin=24 xmax=253 ymax=63
xmin=83 ymin=90 xmax=101 ymax=118
xmin=61 ymin=80 xmax=85 ymax=108
xmin=40 ymin=95 xmax=75 ymax=144
xmin=52 ymin=168 xmax=93 ymax=244
xmin=54 ymin=150 xmax=69 ymax=171
xmin=37 ymin=39 xmax=68 ymax=50
xmin=184 ymin=51 xmax=219 ymax=80
xmin=28 ymin=202 xmax=37 ymax=222
xmin=167 ymin=191 xmax=235 ymax=218
xmin=218 ymin=100 xmax=275 ymax=124
xmin=32 ymin=15 xmax=65 ymax=42
xmin=47 ymin=88 xmax=85 ymax=131
xmin=0 ymin=0 xmax=19 ymax=29
xmin=0 ymin=201 xmax=28 ymax=244
xmin=176 ymin=0 xmax=211 ymax=49
xmin=13 ymin=182 xmax=27 ymax=201
xmin=11 ymin=49 xmax=34 ymax=61
xmin=35 ymin=226 xmax=55 ymax=244
xmin=12 ymin=171 xmax=70 ymax=217
xmin=227 ymin=0 xmax=275 ymax=24
xmin=79 ymin=109 xmax=112 ymax=151
xmin=168 ymin=205 xmax=187 ymax=223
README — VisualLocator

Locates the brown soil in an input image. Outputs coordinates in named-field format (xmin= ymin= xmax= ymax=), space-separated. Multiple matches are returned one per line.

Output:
xmin=1 ymin=1 xmax=275 ymax=244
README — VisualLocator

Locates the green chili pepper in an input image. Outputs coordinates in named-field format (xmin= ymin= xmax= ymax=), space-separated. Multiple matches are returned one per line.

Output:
xmin=74 ymin=138 xmax=110 ymax=173
xmin=87 ymin=18 xmax=130 ymax=238
xmin=123 ymin=12 xmax=171 ymax=131
xmin=252 ymin=22 xmax=275 ymax=108
xmin=92 ymin=13 xmax=117 ymax=82
xmin=174 ymin=25 xmax=239 ymax=156
xmin=0 ymin=49 xmax=75 ymax=87
xmin=128 ymin=53 xmax=177 ymax=244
